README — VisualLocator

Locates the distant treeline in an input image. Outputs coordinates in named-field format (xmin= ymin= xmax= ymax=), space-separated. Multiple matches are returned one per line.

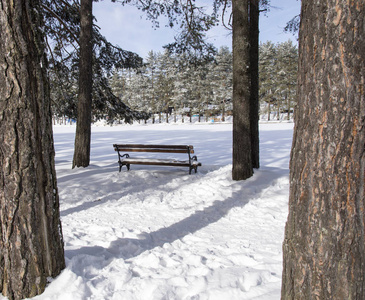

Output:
xmin=51 ymin=41 xmax=298 ymax=123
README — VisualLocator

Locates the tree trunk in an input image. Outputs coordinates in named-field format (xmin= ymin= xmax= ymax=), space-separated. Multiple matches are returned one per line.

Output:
xmin=222 ymin=103 xmax=225 ymax=122
xmin=249 ymin=0 xmax=260 ymax=169
xmin=281 ymin=0 xmax=365 ymax=299
xmin=286 ymin=92 xmax=290 ymax=120
xmin=73 ymin=0 xmax=93 ymax=168
xmin=0 ymin=1 xmax=65 ymax=299
xmin=232 ymin=0 xmax=253 ymax=180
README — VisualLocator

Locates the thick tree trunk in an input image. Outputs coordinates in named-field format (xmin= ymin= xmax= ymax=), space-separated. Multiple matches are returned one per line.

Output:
xmin=73 ymin=0 xmax=93 ymax=168
xmin=232 ymin=0 xmax=253 ymax=180
xmin=282 ymin=0 xmax=365 ymax=299
xmin=249 ymin=0 xmax=260 ymax=169
xmin=0 ymin=1 xmax=65 ymax=299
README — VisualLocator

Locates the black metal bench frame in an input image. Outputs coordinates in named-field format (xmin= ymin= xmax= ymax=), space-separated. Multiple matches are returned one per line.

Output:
xmin=113 ymin=144 xmax=202 ymax=174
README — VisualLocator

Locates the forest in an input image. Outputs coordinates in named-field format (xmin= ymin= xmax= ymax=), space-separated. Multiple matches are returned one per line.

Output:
xmin=52 ymin=41 xmax=298 ymax=124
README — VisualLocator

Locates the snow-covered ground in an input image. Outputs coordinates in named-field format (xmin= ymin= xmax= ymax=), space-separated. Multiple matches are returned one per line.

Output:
xmin=9 ymin=121 xmax=294 ymax=300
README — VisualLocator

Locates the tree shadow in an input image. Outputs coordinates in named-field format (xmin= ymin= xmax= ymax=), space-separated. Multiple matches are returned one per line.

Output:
xmin=106 ymin=194 xmax=249 ymax=260
xmin=65 ymin=192 xmax=247 ymax=263
xmin=64 ymin=168 xmax=285 ymax=266
xmin=57 ymin=163 xmax=116 ymax=184
xmin=59 ymin=167 xmax=198 ymax=217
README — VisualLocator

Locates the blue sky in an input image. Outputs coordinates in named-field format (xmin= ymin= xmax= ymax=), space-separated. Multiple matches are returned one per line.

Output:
xmin=94 ymin=0 xmax=301 ymax=59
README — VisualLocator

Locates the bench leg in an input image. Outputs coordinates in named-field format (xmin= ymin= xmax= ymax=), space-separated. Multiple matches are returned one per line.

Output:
xmin=118 ymin=162 xmax=130 ymax=172
xmin=189 ymin=165 xmax=199 ymax=174
xmin=119 ymin=163 xmax=130 ymax=171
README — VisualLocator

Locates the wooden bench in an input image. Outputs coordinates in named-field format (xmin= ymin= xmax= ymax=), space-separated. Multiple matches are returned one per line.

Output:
xmin=113 ymin=144 xmax=202 ymax=174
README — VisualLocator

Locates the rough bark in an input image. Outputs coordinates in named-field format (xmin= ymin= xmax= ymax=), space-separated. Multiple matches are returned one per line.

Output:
xmin=281 ymin=0 xmax=365 ymax=299
xmin=249 ymin=0 xmax=260 ymax=169
xmin=232 ymin=0 xmax=253 ymax=180
xmin=0 ymin=1 xmax=65 ymax=299
xmin=73 ymin=0 xmax=93 ymax=168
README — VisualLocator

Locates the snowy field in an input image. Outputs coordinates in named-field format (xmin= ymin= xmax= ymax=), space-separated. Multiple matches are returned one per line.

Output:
xmin=14 ymin=121 xmax=294 ymax=300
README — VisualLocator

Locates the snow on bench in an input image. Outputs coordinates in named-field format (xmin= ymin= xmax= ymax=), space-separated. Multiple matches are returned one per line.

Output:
xmin=113 ymin=144 xmax=202 ymax=174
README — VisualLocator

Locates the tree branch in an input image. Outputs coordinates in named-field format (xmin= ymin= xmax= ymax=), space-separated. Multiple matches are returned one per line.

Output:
xmin=41 ymin=3 xmax=80 ymax=47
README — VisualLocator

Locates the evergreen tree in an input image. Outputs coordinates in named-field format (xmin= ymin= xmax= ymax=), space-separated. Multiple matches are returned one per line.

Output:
xmin=109 ymin=69 xmax=125 ymax=100
xmin=259 ymin=41 xmax=277 ymax=120
xmin=232 ymin=0 xmax=253 ymax=180
xmin=276 ymin=41 xmax=298 ymax=120
xmin=145 ymin=51 xmax=159 ymax=122
xmin=249 ymin=0 xmax=260 ymax=168
xmin=215 ymin=0 xmax=271 ymax=179
xmin=73 ymin=0 xmax=93 ymax=168
xmin=259 ymin=41 xmax=298 ymax=121
xmin=43 ymin=0 xmax=143 ymax=122
xmin=172 ymin=53 xmax=192 ymax=122
xmin=0 ymin=1 xmax=65 ymax=298
xmin=282 ymin=0 xmax=365 ymax=298
xmin=155 ymin=51 xmax=175 ymax=122
xmin=210 ymin=46 xmax=233 ymax=121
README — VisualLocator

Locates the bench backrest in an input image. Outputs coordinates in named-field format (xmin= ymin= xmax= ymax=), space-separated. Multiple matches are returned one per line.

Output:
xmin=113 ymin=144 xmax=195 ymax=154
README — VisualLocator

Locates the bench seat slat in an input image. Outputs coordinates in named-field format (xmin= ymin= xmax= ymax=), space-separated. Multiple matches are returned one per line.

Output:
xmin=116 ymin=148 xmax=193 ymax=153
xmin=114 ymin=144 xmax=193 ymax=149
xmin=114 ymin=144 xmax=194 ymax=154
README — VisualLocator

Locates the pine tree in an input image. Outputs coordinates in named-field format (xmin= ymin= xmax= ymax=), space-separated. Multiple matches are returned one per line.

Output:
xmin=0 ymin=1 xmax=65 ymax=298
xmin=173 ymin=53 xmax=191 ymax=122
xmin=281 ymin=0 xmax=365 ymax=298
xmin=259 ymin=41 xmax=276 ymax=120
xmin=276 ymin=41 xmax=298 ymax=120
xmin=145 ymin=51 xmax=159 ymax=122
xmin=73 ymin=0 xmax=93 ymax=168
xmin=259 ymin=41 xmax=298 ymax=121
xmin=249 ymin=0 xmax=260 ymax=168
xmin=109 ymin=69 xmax=124 ymax=100
xmin=232 ymin=0 xmax=253 ymax=180
xmin=43 ymin=0 xmax=142 ymax=122
xmin=212 ymin=46 xmax=233 ymax=121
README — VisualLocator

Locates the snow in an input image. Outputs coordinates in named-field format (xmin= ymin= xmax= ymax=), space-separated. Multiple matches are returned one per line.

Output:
xmin=2 ymin=121 xmax=294 ymax=300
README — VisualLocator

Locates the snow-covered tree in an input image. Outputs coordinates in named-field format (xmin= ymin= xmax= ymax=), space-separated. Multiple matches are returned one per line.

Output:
xmin=259 ymin=41 xmax=298 ymax=121
xmin=276 ymin=41 xmax=298 ymax=120
xmin=259 ymin=41 xmax=277 ymax=120
xmin=210 ymin=46 xmax=233 ymax=121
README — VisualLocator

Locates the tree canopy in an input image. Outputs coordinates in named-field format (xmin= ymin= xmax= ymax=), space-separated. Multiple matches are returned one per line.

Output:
xmin=43 ymin=0 xmax=145 ymax=123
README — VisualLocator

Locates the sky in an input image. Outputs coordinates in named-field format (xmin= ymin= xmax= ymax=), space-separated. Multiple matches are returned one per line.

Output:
xmin=93 ymin=0 xmax=301 ymax=59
